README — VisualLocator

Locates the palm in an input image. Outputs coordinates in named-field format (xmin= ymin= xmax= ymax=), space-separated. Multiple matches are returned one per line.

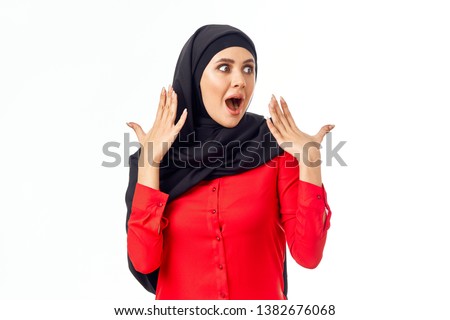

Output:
xmin=127 ymin=86 xmax=187 ymax=164
xmin=266 ymin=95 xmax=334 ymax=160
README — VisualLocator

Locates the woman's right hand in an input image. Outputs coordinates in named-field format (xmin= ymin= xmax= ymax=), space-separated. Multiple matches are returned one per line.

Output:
xmin=127 ymin=85 xmax=188 ymax=167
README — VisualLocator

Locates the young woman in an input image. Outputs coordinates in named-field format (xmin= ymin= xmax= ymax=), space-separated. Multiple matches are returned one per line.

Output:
xmin=125 ymin=24 xmax=334 ymax=300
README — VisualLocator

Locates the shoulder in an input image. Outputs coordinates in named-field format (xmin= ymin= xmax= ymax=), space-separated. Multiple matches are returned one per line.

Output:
xmin=272 ymin=151 xmax=299 ymax=170
xmin=242 ymin=112 xmax=265 ymax=125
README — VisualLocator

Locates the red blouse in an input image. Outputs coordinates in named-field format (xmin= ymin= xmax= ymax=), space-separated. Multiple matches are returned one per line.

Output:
xmin=127 ymin=151 xmax=331 ymax=300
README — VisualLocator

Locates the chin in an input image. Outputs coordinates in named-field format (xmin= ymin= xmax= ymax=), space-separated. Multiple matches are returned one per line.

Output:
xmin=221 ymin=118 xmax=242 ymax=128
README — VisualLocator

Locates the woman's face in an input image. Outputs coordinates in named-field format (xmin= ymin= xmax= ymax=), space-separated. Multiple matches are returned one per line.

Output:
xmin=200 ymin=46 xmax=256 ymax=128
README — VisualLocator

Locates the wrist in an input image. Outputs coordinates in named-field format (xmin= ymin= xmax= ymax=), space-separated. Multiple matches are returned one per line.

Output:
xmin=139 ymin=147 xmax=163 ymax=167
xmin=137 ymin=164 xmax=160 ymax=189
xmin=299 ymin=164 xmax=322 ymax=186
xmin=294 ymin=149 xmax=321 ymax=167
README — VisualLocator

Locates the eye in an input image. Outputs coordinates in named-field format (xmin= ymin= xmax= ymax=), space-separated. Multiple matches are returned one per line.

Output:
xmin=243 ymin=65 xmax=254 ymax=74
xmin=218 ymin=64 xmax=230 ymax=72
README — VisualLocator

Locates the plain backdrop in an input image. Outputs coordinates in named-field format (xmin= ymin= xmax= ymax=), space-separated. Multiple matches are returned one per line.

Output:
xmin=1 ymin=0 xmax=449 ymax=319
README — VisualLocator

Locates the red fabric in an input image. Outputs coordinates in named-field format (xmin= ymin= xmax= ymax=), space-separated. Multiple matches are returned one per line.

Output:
xmin=127 ymin=152 xmax=331 ymax=300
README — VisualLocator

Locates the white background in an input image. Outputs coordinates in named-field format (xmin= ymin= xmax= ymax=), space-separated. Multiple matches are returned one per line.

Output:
xmin=1 ymin=0 xmax=449 ymax=319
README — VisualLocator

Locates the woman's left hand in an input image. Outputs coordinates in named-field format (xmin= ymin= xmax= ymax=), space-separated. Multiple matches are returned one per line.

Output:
xmin=266 ymin=95 xmax=334 ymax=165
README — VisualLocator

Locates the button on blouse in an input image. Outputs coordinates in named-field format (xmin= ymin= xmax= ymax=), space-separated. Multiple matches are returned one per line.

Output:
xmin=127 ymin=152 xmax=332 ymax=300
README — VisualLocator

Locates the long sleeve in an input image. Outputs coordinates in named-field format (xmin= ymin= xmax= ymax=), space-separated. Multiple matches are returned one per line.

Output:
xmin=278 ymin=152 xmax=332 ymax=269
xmin=127 ymin=183 xmax=169 ymax=274
xmin=125 ymin=149 xmax=166 ymax=294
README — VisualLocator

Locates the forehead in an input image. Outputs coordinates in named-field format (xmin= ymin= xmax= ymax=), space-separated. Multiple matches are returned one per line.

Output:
xmin=210 ymin=46 xmax=255 ymax=62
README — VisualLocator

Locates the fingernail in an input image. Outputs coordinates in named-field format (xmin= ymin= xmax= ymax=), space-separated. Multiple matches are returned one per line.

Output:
xmin=161 ymin=87 xmax=165 ymax=95
xmin=280 ymin=96 xmax=285 ymax=102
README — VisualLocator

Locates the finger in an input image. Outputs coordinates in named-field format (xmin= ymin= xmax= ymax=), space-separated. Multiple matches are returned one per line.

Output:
xmin=166 ymin=84 xmax=173 ymax=108
xmin=174 ymin=108 xmax=188 ymax=132
xmin=268 ymin=96 xmax=287 ymax=134
xmin=162 ymin=85 xmax=173 ymax=124
xmin=279 ymin=96 xmax=297 ymax=130
xmin=170 ymin=90 xmax=178 ymax=122
xmin=266 ymin=117 xmax=283 ymax=143
xmin=162 ymin=89 xmax=176 ymax=123
xmin=169 ymin=90 xmax=178 ymax=123
xmin=126 ymin=122 xmax=146 ymax=144
xmin=316 ymin=124 xmax=335 ymax=142
xmin=155 ymin=87 xmax=167 ymax=121
xmin=272 ymin=95 xmax=291 ymax=131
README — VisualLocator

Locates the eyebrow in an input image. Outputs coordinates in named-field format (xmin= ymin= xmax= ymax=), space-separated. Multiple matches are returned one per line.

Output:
xmin=214 ymin=58 xmax=255 ymax=64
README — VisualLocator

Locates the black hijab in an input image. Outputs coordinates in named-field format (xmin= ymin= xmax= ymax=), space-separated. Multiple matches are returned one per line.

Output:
xmin=125 ymin=24 xmax=286 ymax=295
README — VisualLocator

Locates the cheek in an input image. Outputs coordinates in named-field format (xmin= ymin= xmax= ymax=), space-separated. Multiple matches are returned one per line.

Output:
xmin=206 ymin=74 xmax=226 ymax=93
xmin=246 ymin=82 xmax=255 ymax=99
xmin=201 ymin=73 xmax=223 ymax=101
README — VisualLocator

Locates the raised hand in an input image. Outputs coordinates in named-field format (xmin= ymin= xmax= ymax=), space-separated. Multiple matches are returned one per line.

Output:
xmin=127 ymin=85 xmax=188 ymax=167
xmin=266 ymin=95 xmax=334 ymax=165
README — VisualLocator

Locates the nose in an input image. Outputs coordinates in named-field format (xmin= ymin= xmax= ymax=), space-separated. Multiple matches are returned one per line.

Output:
xmin=231 ymin=71 xmax=246 ymax=88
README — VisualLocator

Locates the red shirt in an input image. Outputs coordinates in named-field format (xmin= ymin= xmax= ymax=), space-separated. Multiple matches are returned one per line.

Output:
xmin=127 ymin=151 xmax=331 ymax=300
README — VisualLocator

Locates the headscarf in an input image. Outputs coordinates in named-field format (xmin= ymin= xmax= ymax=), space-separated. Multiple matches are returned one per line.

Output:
xmin=125 ymin=24 xmax=285 ymax=295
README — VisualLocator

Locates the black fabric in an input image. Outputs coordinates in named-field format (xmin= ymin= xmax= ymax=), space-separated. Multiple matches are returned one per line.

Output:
xmin=191 ymin=34 xmax=256 ymax=120
xmin=125 ymin=24 xmax=288 ymax=297
xmin=159 ymin=24 xmax=279 ymax=202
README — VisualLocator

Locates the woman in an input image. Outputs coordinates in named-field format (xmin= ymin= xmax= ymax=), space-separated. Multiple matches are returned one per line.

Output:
xmin=125 ymin=24 xmax=333 ymax=300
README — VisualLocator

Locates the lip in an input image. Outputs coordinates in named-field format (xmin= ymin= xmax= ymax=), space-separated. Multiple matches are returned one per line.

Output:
xmin=224 ymin=93 xmax=245 ymax=116
xmin=225 ymin=93 xmax=245 ymax=101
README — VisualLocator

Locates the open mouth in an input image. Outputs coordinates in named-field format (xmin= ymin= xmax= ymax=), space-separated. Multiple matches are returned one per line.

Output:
xmin=225 ymin=98 xmax=243 ymax=111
